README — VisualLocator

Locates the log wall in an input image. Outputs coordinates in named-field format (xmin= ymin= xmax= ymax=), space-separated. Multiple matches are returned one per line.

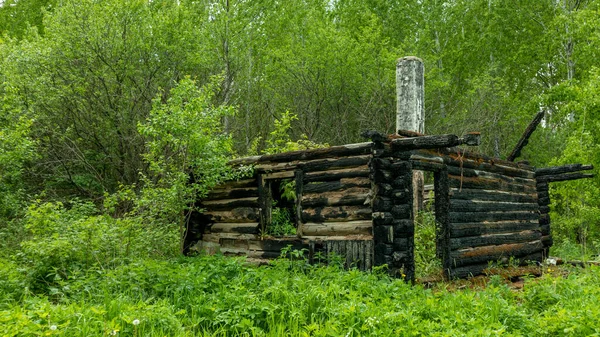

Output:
xmin=412 ymin=149 xmax=543 ymax=278
xmin=194 ymin=143 xmax=375 ymax=270
xmin=191 ymin=135 xmax=551 ymax=280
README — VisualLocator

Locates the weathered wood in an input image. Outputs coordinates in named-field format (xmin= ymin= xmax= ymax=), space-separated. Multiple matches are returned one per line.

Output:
xmin=302 ymin=235 xmax=373 ymax=241
xmin=213 ymin=179 xmax=257 ymax=189
xmin=304 ymin=166 xmax=370 ymax=182
xmin=391 ymin=134 xmax=461 ymax=150
xmin=396 ymin=56 xmax=425 ymax=134
xmin=295 ymin=170 xmax=304 ymax=237
xmin=374 ymin=225 xmax=393 ymax=244
xmin=536 ymin=164 xmax=594 ymax=176
xmin=301 ymin=206 xmax=372 ymax=222
xmin=302 ymin=188 xmax=370 ymax=207
xmin=539 ymin=213 xmax=550 ymax=225
xmin=542 ymin=235 xmax=553 ymax=247
xmin=208 ymin=222 xmax=260 ymax=234
xmin=536 ymin=182 xmax=549 ymax=192
xmin=449 ymin=188 xmax=537 ymax=203
xmin=450 ymin=230 xmax=541 ymax=250
xmin=257 ymin=175 xmax=270 ymax=233
xmin=263 ymin=171 xmax=295 ymax=180
xmin=539 ymin=205 xmax=550 ymax=214
xmin=507 ymin=110 xmax=545 ymax=162
xmin=303 ymin=177 xmax=370 ymax=193
xmin=450 ymin=220 xmax=541 ymax=238
xmin=391 ymin=204 xmax=411 ymax=219
xmin=446 ymin=165 xmax=536 ymax=186
xmin=254 ymin=155 xmax=371 ymax=173
xmin=449 ymin=211 xmax=539 ymax=223
xmin=372 ymin=197 xmax=394 ymax=212
xmin=537 ymin=172 xmax=595 ymax=183
xmin=449 ymin=200 xmax=539 ymax=212
xmin=411 ymin=159 xmax=445 ymax=172
xmin=448 ymin=175 xmax=536 ymax=193
xmin=201 ymin=233 xmax=258 ymax=243
xmin=450 ymin=240 xmax=544 ymax=267
xmin=248 ymin=238 xmax=309 ymax=252
xmin=435 ymin=169 xmax=451 ymax=269
xmin=204 ymin=207 xmax=260 ymax=223
xmin=301 ymin=221 xmax=372 ymax=236
xmin=416 ymin=149 xmax=535 ymax=179
xmin=229 ymin=142 xmax=372 ymax=165
xmin=372 ymin=212 xmax=395 ymax=225
xmin=202 ymin=197 xmax=259 ymax=211
xmin=372 ymin=169 xmax=394 ymax=184
xmin=206 ymin=187 xmax=258 ymax=200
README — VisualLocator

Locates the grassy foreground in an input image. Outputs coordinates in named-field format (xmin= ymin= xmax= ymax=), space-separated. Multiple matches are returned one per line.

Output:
xmin=1 ymin=254 xmax=600 ymax=337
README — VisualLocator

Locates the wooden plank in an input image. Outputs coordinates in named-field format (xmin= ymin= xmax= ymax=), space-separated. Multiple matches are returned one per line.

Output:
xmin=415 ymin=149 xmax=535 ymax=179
xmin=507 ymin=110 xmax=545 ymax=162
xmin=201 ymin=233 xmax=258 ymax=243
xmin=390 ymin=134 xmax=463 ymax=150
xmin=304 ymin=166 xmax=370 ymax=182
xmin=537 ymin=172 xmax=595 ymax=183
xmin=301 ymin=206 xmax=372 ymax=222
xmin=204 ymin=207 xmax=260 ymax=223
xmin=263 ymin=171 xmax=295 ymax=180
xmin=449 ymin=211 xmax=539 ymax=223
xmin=301 ymin=188 xmax=370 ymax=207
xmin=536 ymin=164 xmax=594 ymax=176
xmin=450 ymin=221 xmax=541 ymax=238
xmin=301 ymin=235 xmax=373 ymax=241
xmin=449 ymin=188 xmax=537 ymax=203
xmin=303 ymin=177 xmax=370 ymax=193
xmin=206 ymin=187 xmax=258 ymax=200
xmin=446 ymin=165 xmax=536 ymax=186
xmin=229 ymin=142 xmax=372 ymax=165
xmin=202 ymin=197 xmax=259 ymax=210
xmin=450 ymin=240 xmax=543 ymax=267
xmin=448 ymin=174 xmax=536 ymax=193
xmin=449 ymin=230 xmax=541 ymax=250
xmin=301 ymin=221 xmax=372 ymax=236
xmin=449 ymin=200 xmax=539 ymax=212
xmin=208 ymin=222 xmax=260 ymax=234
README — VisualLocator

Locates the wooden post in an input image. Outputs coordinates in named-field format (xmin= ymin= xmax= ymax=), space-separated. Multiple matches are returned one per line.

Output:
xmin=397 ymin=56 xmax=425 ymax=218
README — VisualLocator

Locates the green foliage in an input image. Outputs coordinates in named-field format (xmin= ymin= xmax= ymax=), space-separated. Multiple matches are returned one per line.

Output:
xmin=414 ymin=210 xmax=442 ymax=278
xmin=2 ymin=254 xmax=600 ymax=336
xmin=137 ymin=76 xmax=235 ymax=251
xmin=266 ymin=206 xmax=296 ymax=237
xmin=17 ymin=200 xmax=178 ymax=293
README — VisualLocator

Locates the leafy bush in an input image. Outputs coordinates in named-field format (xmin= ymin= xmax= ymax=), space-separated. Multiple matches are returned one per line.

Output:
xmin=17 ymin=200 xmax=178 ymax=293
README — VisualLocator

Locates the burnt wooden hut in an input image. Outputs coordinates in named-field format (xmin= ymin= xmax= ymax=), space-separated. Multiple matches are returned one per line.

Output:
xmin=186 ymin=57 xmax=594 ymax=280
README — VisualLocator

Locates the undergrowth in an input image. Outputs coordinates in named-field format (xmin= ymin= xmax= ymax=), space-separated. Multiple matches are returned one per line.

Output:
xmin=2 ymin=252 xmax=600 ymax=336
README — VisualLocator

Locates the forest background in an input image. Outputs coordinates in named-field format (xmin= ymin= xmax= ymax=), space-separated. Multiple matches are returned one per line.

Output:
xmin=2 ymin=0 xmax=600 ymax=335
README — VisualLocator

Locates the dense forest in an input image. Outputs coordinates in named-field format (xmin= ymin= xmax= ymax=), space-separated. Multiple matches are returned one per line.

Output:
xmin=2 ymin=0 xmax=600 ymax=335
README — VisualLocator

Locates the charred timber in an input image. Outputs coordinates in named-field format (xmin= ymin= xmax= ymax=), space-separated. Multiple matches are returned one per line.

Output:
xmin=449 ymin=188 xmax=537 ymax=203
xmin=304 ymin=166 xmax=370 ymax=182
xmin=507 ymin=110 xmax=545 ymax=162
xmin=536 ymin=172 xmax=595 ymax=183
xmin=204 ymin=207 xmax=260 ymax=223
xmin=450 ymin=240 xmax=544 ymax=267
xmin=450 ymin=221 xmax=541 ymax=238
xmin=301 ymin=206 xmax=372 ymax=222
xmin=301 ymin=188 xmax=370 ymax=207
xmin=448 ymin=175 xmax=536 ymax=193
xmin=300 ymin=221 xmax=372 ymax=236
xmin=391 ymin=134 xmax=461 ymax=150
xmin=229 ymin=142 xmax=372 ymax=165
xmin=449 ymin=211 xmax=539 ymax=223
xmin=303 ymin=177 xmax=370 ymax=193
xmin=449 ymin=200 xmax=539 ymax=212
xmin=536 ymin=164 xmax=594 ymax=176
xmin=449 ymin=230 xmax=541 ymax=250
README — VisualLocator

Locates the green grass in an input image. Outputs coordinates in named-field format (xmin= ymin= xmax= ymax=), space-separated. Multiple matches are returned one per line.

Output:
xmin=2 ymin=254 xmax=600 ymax=336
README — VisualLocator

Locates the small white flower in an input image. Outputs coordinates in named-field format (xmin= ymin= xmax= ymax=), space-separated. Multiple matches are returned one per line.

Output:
xmin=132 ymin=319 xmax=140 ymax=326
xmin=50 ymin=325 xmax=57 ymax=331
xmin=109 ymin=330 xmax=119 ymax=336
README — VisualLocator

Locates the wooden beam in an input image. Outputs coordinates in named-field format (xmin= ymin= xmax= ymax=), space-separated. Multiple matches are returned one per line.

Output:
xmin=537 ymin=172 xmax=595 ymax=183
xmin=536 ymin=164 xmax=593 ymax=176
xmin=507 ymin=110 xmax=545 ymax=161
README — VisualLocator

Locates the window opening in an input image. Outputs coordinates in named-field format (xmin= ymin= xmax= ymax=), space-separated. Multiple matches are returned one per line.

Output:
xmin=263 ymin=178 xmax=297 ymax=237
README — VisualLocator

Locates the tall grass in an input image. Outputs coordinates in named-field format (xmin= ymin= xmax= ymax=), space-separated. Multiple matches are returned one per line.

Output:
xmin=2 ymin=253 xmax=600 ymax=336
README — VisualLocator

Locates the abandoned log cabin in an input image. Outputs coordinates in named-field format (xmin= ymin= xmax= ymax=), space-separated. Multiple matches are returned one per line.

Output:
xmin=187 ymin=57 xmax=594 ymax=280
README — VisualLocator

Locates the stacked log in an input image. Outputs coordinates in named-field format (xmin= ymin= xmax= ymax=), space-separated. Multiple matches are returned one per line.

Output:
xmin=371 ymin=150 xmax=414 ymax=280
xmin=438 ymin=149 xmax=542 ymax=278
